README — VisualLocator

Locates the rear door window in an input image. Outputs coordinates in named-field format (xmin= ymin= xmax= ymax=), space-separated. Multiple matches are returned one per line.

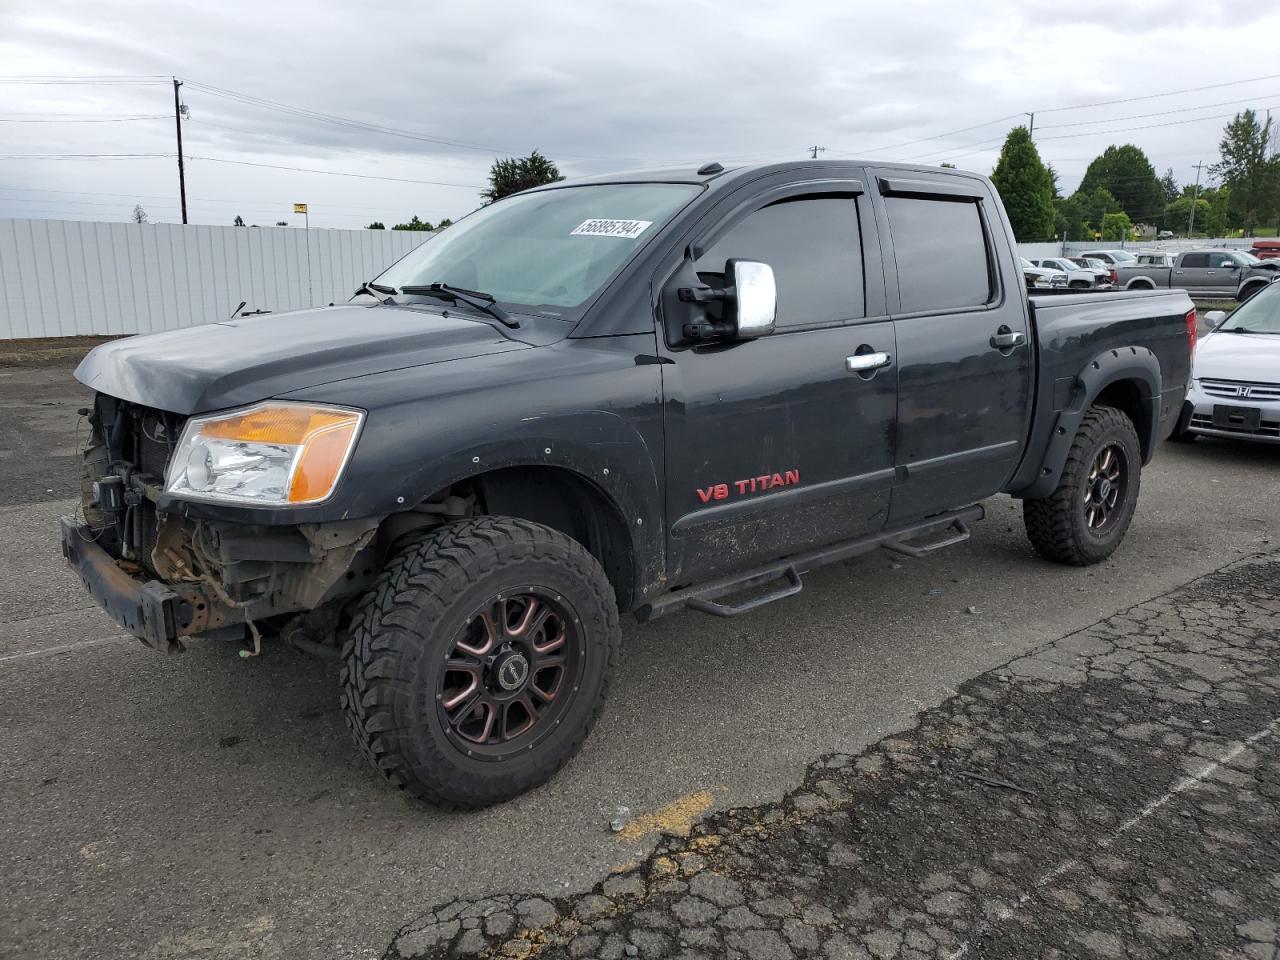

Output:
xmin=884 ymin=197 xmax=993 ymax=313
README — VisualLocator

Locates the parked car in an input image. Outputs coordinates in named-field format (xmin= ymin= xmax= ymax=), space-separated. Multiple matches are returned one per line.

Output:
xmin=1079 ymin=248 xmax=1140 ymax=268
xmin=1020 ymin=257 xmax=1068 ymax=289
xmin=1157 ymin=230 xmax=1175 ymax=240
xmin=1032 ymin=257 xmax=1113 ymax=290
xmin=1069 ymin=257 xmax=1119 ymax=286
xmin=1116 ymin=249 xmax=1279 ymax=300
xmin=64 ymin=159 xmax=1195 ymax=807
xmin=1170 ymin=278 xmax=1280 ymax=443
xmin=1249 ymin=239 xmax=1280 ymax=261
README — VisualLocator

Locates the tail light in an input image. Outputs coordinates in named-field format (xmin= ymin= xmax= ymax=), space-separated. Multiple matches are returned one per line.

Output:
xmin=1110 ymin=269 xmax=1118 ymax=284
xmin=1185 ymin=307 xmax=1197 ymax=360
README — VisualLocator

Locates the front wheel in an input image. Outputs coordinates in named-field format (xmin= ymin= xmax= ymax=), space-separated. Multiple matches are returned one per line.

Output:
xmin=1023 ymin=405 xmax=1142 ymax=566
xmin=341 ymin=517 xmax=620 ymax=808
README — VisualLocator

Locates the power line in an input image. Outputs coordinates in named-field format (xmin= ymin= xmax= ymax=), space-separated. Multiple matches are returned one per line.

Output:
xmin=0 ymin=115 xmax=168 ymax=123
xmin=0 ymin=184 xmax=461 ymax=213
xmin=1036 ymin=72 xmax=1280 ymax=114
xmin=184 ymin=154 xmax=484 ymax=188
xmin=0 ymin=76 xmax=168 ymax=85
xmin=181 ymin=79 xmax=704 ymax=165
xmin=1036 ymin=93 xmax=1280 ymax=130
xmin=0 ymin=153 xmax=172 ymax=160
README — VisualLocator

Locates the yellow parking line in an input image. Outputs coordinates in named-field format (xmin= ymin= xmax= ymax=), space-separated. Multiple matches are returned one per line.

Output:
xmin=615 ymin=790 xmax=714 ymax=842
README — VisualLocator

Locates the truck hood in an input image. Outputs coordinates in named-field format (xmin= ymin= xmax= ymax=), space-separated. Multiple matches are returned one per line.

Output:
xmin=1195 ymin=330 xmax=1280 ymax=383
xmin=75 ymin=303 xmax=530 ymax=414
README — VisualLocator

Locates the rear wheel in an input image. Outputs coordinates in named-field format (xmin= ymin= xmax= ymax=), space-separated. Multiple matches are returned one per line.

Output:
xmin=341 ymin=517 xmax=620 ymax=808
xmin=1023 ymin=405 xmax=1142 ymax=566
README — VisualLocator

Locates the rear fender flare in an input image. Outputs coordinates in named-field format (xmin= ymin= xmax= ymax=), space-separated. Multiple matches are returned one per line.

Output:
xmin=1015 ymin=346 xmax=1162 ymax=500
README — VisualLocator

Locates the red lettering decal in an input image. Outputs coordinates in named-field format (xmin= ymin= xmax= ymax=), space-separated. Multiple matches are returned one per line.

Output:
xmin=696 ymin=487 xmax=715 ymax=503
xmin=771 ymin=472 xmax=785 ymax=488
xmin=735 ymin=479 xmax=750 ymax=495
xmin=713 ymin=483 xmax=730 ymax=500
xmin=785 ymin=469 xmax=800 ymax=485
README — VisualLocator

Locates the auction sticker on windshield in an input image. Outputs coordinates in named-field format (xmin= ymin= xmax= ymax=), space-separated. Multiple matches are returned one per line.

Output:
xmin=570 ymin=219 xmax=653 ymax=239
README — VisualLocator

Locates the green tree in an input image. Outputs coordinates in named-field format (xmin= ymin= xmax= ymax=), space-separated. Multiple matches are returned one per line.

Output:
xmin=1069 ymin=185 xmax=1121 ymax=238
xmin=436 ymin=218 xmax=453 ymax=229
xmin=1077 ymin=145 xmax=1166 ymax=226
xmin=392 ymin=216 xmax=433 ymax=231
xmin=1211 ymin=109 xmax=1280 ymax=235
xmin=1164 ymin=195 xmax=1209 ymax=235
xmin=1159 ymin=168 xmax=1179 ymax=204
xmin=989 ymin=126 xmax=1055 ymax=240
xmin=1054 ymin=194 xmax=1090 ymax=241
xmin=481 ymin=150 xmax=564 ymax=203
xmin=233 ymin=215 xmax=246 ymax=227
xmin=366 ymin=221 xmax=385 ymax=229
xmin=1204 ymin=185 xmax=1234 ymax=236
xmin=1101 ymin=211 xmax=1133 ymax=241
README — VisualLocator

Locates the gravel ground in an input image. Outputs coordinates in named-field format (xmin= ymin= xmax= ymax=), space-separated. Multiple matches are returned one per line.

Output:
xmin=385 ymin=554 xmax=1280 ymax=960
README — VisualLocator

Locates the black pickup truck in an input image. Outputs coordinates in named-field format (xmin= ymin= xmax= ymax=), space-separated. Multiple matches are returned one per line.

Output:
xmin=66 ymin=160 xmax=1195 ymax=808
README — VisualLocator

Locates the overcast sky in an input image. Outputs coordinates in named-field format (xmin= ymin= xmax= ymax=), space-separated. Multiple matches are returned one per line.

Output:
xmin=2 ymin=0 xmax=1278 ymax=229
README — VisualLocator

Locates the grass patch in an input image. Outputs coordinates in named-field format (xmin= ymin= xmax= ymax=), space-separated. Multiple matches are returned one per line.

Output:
xmin=0 ymin=335 xmax=121 ymax=367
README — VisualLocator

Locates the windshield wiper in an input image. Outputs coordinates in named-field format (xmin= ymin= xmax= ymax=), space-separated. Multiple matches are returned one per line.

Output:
xmin=354 ymin=281 xmax=395 ymax=303
xmin=1224 ymin=326 xmax=1278 ymax=334
xmin=398 ymin=283 xmax=519 ymax=329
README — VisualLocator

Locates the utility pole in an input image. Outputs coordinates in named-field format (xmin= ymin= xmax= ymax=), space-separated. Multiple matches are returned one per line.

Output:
xmin=808 ymin=145 xmax=826 ymax=160
xmin=172 ymin=78 xmax=187 ymax=224
xmin=1188 ymin=160 xmax=1205 ymax=236
xmin=1025 ymin=112 xmax=1035 ymax=139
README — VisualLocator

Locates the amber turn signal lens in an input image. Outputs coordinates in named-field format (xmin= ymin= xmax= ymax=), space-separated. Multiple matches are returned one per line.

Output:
xmin=288 ymin=418 xmax=361 ymax=503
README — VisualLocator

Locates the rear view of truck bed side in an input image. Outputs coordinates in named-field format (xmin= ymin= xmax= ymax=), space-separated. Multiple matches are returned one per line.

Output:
xmin=1007 ymin=288 xmax=1196 ymax=503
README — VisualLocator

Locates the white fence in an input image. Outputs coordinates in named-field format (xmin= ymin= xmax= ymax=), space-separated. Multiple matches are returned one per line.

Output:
xmin=0 ymin=219 xmax=432 ymax=339
xmin=1018 ymin=237 xmax=1255 ymax=262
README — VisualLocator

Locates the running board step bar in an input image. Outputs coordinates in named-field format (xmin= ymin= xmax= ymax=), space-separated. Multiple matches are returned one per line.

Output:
xmin=638 ymin=504 xmax=984 ymax=622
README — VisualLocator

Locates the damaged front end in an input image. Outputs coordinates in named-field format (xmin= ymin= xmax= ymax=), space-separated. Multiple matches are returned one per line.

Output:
xmin=66 ymin=394 xmax=381 ymax=652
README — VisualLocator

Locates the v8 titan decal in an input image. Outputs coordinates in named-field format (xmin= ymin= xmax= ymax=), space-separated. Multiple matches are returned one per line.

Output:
xmin=696 ymin=469 xmax=800 ymax=504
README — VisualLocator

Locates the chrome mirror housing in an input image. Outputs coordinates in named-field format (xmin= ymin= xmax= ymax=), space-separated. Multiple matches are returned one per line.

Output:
xmin=728 ymin=259 xmax=776 ymax=338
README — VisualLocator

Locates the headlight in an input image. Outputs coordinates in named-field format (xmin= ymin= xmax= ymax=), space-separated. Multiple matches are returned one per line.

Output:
xmin=166 ymin=402 xmax=364 ymax=506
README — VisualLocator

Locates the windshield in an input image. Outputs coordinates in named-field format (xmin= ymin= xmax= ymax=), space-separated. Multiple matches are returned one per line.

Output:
xmin=1020 ymin=258 xmax=1033 ymax=268
xmin=374 ymin=183 xmax=700 ymax=315
xmin=1219 ymin=281 xmax=1280 ymax=334
xmin=1111 ymin=250 xmax=1137 ymax=263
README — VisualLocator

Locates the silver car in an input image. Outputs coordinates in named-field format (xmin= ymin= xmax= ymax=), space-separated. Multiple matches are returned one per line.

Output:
xmin=1171 ymin=280 xmax=1280 ymax=443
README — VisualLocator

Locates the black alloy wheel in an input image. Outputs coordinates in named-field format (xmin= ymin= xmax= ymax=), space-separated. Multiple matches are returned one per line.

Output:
xmin=1082 ymin=443 xmax=1128 ymax=533
xmin=439 ymin=590 xmax=582 ymax=760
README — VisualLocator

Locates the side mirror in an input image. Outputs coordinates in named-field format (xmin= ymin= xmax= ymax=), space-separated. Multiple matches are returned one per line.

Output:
xmin=727 ymin=259 xmax=776 ymax=338
xmin=675 ymin=258 xmax=777 ymax=341
xmin=1204 ymin=310 xmax=1227 ymax=328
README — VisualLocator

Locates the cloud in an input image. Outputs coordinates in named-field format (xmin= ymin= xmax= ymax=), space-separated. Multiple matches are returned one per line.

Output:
xmin=1 ymin=0 xmax=1277 ymax=225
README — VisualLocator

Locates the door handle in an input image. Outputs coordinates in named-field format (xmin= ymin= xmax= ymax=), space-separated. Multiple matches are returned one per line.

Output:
xmin=990 ymin=329 xmax=1026 ymax=349
xmin=846 ymin=351 xmax=892 ymax=372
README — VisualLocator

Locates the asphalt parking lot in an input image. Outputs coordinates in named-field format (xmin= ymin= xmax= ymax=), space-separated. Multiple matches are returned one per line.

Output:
xmin=1 ymin=358 xmax=1278 ymax=960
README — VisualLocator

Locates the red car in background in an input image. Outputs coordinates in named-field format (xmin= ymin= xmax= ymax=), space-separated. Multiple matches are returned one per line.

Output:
xmin=1250 ymin=239 xmax=1280 ymax=261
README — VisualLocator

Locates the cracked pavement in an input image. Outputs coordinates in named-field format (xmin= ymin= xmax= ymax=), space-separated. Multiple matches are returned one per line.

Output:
xmin=385 ymin=555 xmax=1280 ymax=960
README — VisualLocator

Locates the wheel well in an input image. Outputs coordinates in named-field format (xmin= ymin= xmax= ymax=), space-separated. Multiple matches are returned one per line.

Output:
xmin=1093 ymin=380 xmax=1152 ymax=460
xmin=454 ymin=466 xmax=638 ymax=612
xmin=1238 ymin=281 xmax=1267 ymax=302
xmin=1127 ymin=278 xmax=1154 ymax=289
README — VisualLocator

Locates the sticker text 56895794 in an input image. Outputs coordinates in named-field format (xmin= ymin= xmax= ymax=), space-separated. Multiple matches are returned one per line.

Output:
xmin=570 ymin=219 xmax=653 ymax=240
